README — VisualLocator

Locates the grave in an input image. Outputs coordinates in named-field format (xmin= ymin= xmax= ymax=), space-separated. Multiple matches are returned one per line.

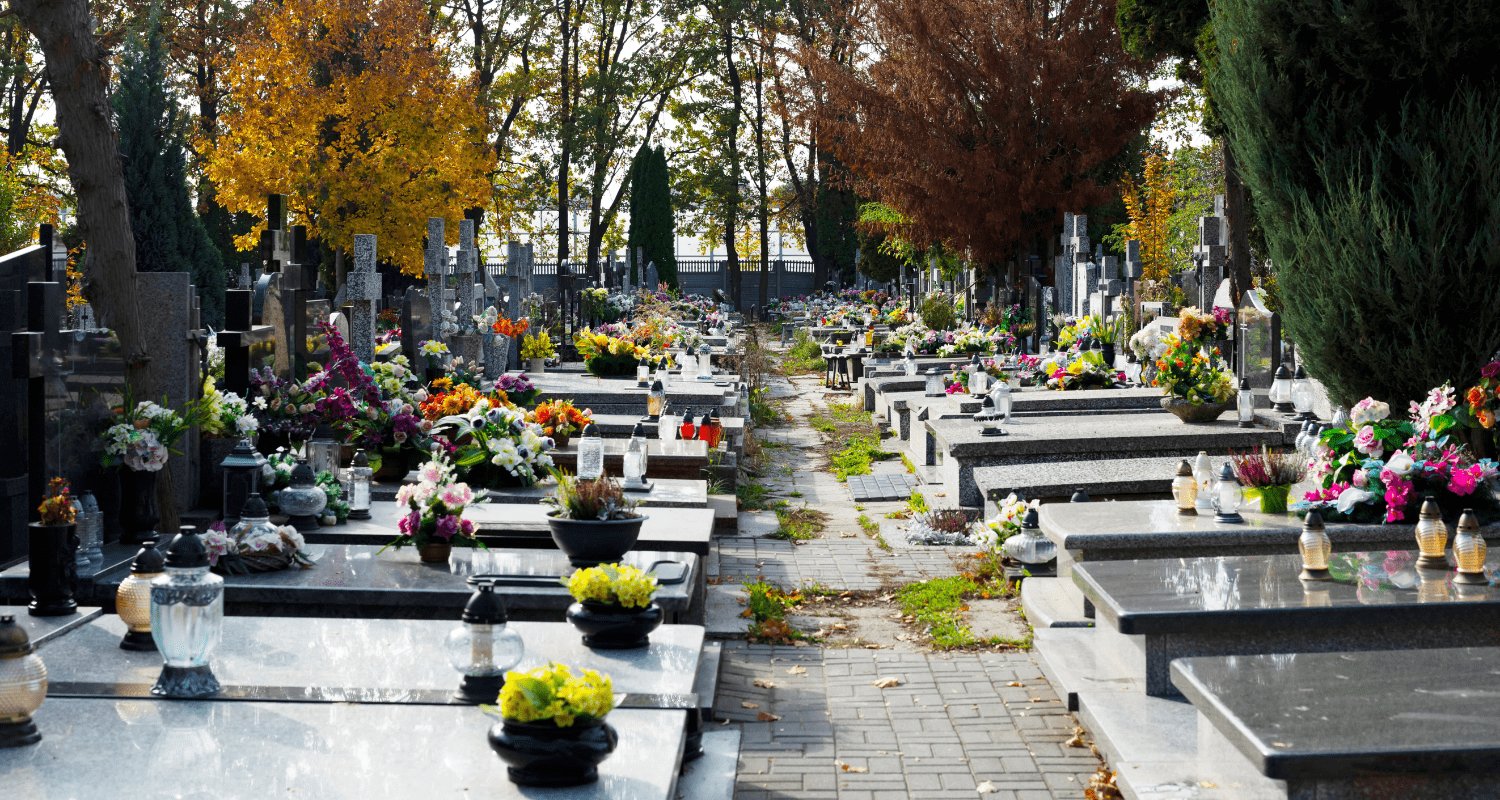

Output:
xmin=347 ymin=233 xmax=382 ymax=363
xmin=466 ymin=478 xmax=708 ymax=508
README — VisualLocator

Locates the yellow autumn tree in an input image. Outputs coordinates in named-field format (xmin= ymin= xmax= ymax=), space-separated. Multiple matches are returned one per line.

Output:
xmin=203 ymin=0 xmax=495 ymax=276
xmin=1118 ymin=149 xmax=1175 ymax=283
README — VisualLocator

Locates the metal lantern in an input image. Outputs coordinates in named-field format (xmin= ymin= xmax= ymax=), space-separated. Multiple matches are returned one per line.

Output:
xmin=1237 ymin=378 xmax=1255 ymax=428
xmin=1269 ymin=364 xmax=1294 ymax=412
xmin=445 ymin=580 xmax=524 ymax=704
xmin=1414 ymin=496 xmax=1450 ymax=570
xmin=578 ymin=423 xmax=605 ymax=480
xmin=1291 ymin=365 xmax=1317 ymax=421
xmin=220 ymin=438 xmax=267 ymax=527
xmin=1194 ymin=451 xmax=1216 ymax=513
xmin=117 ymin=540 xmax=165 ymax=651
xmin=1172 ymin=460 xmax=1198 ymax=516
xmin=348 ymin=449 xmax=373 ymax=520
xmin=1297 ymin=510 xmax=1332 ymax=581
xmin=1213 ymin=462 xmax=1244 ymax=524
xmin=647 ymin=379 xmax=666 ymax=419
xmin=636 ymin=357 xmax=650 ymax=387
xmin=1453 ymin=509 xmax=1488 ymax=585
xmin=623 ymin=421 xmax=653 ymax=492
xmin=306 ymin=423 xmax=341 ymax=478
xmin=150 ymin=528 xmax=224 ymax=698
xmin=924 ymin=367 xmax=944 ymax=397
xmin=0 ymin=615 xmax=46 ymax=748
xmin=279 ymin=461 xmax=328 ymax=532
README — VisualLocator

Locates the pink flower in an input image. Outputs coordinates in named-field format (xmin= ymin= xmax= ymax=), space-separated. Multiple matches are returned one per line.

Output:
xmin=1449 ymin=465 xmax=1483 ymax=496
xmin=1383 ymin=475 xmax=1413 ymax=522
xmin=1352 ymin=469 xmax=1368 ymax=488
xmin=435 ymin=514 xmax=460 ymax=541
xmin=460 ymin=518 xmax=475 ymax=536
xmin=1483 ymin=362 xmax=1500 ymax=379
xmin=1352 ymin=425 xmax=1384 ymax=459
xmin=397 ymin=510 xmax=419 ymax=535
xmin=439 ymin=483 xmax=473 ymax=509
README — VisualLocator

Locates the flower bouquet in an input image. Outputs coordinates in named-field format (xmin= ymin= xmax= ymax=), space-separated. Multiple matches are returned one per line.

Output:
xmin=521 ymin=332 xmax=555 ymax=368
xmin=494 ymin=373 xmax=540 ymax=407
xmin=203 ymin=519 xmax=314 ymax=574
xmin=574 ymin=330 xmax=647 ymax=377
xmin=529 ymin=400 xmax=592 ymax=447
xmin=905 ymin=508 xmax=975 ymax=546
xmin=544 ymin=473 xmax=645 ymax=567
xmin=386 ymin=455 xmax=487 ymax=561
xmin=1151 ymin=335 xmax=1234 ymax=417
xmin=1228 ymin=447 xmax=1307 ymax=514
xmin=436 ymin=399 xmax=555 ymax=488
xmin=1299 ymin=392 xmax=1500 ymax=524
xmin=101 ymin=397 xmax=201 ymax=472
xmin=487 ymin=662 xmax=618 ymax=786
xmin=200 ymin=384 xmax=259 ymax=440
xmin=493 ymin=315 xmax=530 ymax=339
xmin=976 ymin=493 xmax=1049 ymax=565
xmin=1042 ymin=350 xmax=1127 ymax=391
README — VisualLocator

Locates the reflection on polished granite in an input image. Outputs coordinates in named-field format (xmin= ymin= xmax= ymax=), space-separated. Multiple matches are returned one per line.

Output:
xmin=39 ymin=616 xmax=704 ymax=698
xmin=928 ymin=413 xmax=1286 ymax=458
xmin=1 ymin=605 xmax=103 ymax=646
xmin=88 ymin=545 xmax=697 ymax=613
xmin=465 ymin=479 xmax=709 ymax=509
xmin=2 ymin=699 xmax=683 ymax=800
xmin=1041 ymin=499 xmax=1500 ymax=552
xmin=1173 ymin=648 xmax=1500 ymax=785
xmin=1074 ymin=549 xmax=1500 ymax=634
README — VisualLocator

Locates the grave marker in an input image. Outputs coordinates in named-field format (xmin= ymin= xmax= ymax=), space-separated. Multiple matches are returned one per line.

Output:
xmin=399 ymin=286 xmax=434 ymax=370
xmin=347 ymin=234 xmax=383 ymax=365
xmin=424 ymin=218 xmax=447 ymax=345
xmin=220 ymin=289 xmax=275 ymax=398
xmin=455 ymin=219 xmax=478 ymax=323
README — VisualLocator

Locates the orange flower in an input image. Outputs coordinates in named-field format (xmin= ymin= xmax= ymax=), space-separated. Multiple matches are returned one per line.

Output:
xmin=1468 ymin=386 xmax=1487 ymax=409
xmin=1480 ymin=409 xmax=1496 ymax=429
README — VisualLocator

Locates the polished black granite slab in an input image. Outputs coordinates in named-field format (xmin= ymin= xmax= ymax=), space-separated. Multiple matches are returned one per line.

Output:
xmin=1173 ymin=648 xmax=1500 ymax=795
xmin=84 ymin=544 xmax=699 ymax=620
xmin=1074 ymin=550 xmax=1500 ymax=697
xmin=2 ymin=605 xmax=103 ymax=646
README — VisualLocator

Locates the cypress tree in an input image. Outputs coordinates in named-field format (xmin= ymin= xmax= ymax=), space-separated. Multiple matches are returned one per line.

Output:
xmin=1209 ymin=0 xmax=1500 ymax=408
xmin=114 ymin=15 xmax=227 ymax=327
xmin=625 ymin=145 xmax=650 ymax=284
xmin=640 ymin=146 xmax=678 ymax=290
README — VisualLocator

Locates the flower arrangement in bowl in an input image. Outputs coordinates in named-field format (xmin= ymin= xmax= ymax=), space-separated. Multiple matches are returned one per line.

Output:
xmin=437 ymin=400 xmax=556 ymax=488
xmin=543 ymin=472 xmax=646 ymax=567
xmin=1229 ymin=446 xmax=1308 ymax=514
xmin=561 ymin=563 xmax=663 ymax=648
xmin=385 ymin=455 xmax=487 ymax=562
xmin=1298 ymin=391 xmax=1500 ymax=524
xmin=574 ymin=330 xmax=648 ymax=377
xmin=1040 ymin=350 xmax=1127 ymax=391
xmin=1152 ymin=335 xmax=1235 ymax=421
xmin=493 ymin=373 xmax=539 ymax=407
xmin=521 ymin=332 xmax=555 ymax=372
xmin=486 ymin=662 xmax=618 ymax=787
xmin=529 ymin=400 xmax=592 ymax=448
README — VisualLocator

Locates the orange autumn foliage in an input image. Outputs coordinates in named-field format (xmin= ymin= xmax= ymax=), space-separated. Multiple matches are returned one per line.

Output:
xmin=203 ymin=0 xmax=495 ymax=277
xmin=1118 ymin=149 xmax=1175 ymax=283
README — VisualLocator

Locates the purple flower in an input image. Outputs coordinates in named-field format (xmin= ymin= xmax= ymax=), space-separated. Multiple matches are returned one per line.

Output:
xmin=1483 ymin=362 xmax=1500 ymax=379
xmin=434 ymin=514 xmax=460 ymax=541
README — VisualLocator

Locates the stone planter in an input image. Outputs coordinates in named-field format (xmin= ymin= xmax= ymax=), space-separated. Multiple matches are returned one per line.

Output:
xmin=488 ymin=717 xmax=618 ymax=787
xmin=546 ymin=513 xmax=646 ymax=567
xmin=565 ymin=601 xmax=663 ymax=649
xmin=1160 ymin=397 xmax=1235 ymax=424
xmin=530 ymin=358 xmax=547 ymax=374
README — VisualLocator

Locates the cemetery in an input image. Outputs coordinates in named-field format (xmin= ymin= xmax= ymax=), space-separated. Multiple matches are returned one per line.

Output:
xmin=5 ymin=1 xmax=1500 ymax=799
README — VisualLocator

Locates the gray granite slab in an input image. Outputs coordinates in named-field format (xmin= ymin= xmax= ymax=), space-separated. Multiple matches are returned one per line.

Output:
xmin=1075 ymin=550 xmax=1500 ymax=696
xmin=846 ymin=473 xmax=917 ymax=503
xmin=41 ymin=616 xmax=703 ymax=697
xmin=1173 ymin=648 xmax=1500 ymax=793
xmin=87 ymin=545 xmax=698 ymax=618
xmin=4 ymin=698 xmax=683 ymax=800
xmin=473 ymin=479 xmax=709 ymax=509
xmin=973 ymin=457 xmax=1181 ymax=504
xmin=1 ymin=605 xmax=103 ymax=647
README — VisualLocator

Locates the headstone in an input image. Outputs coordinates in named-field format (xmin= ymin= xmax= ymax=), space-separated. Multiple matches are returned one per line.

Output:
xmin=1237 ymin=288 xmax=1280 ymax=390
xmin=238 ymin=263 xmax=252 ymax=290
xmin=399 ymin=286 xmax=433 ymax=370
xmin=1194 ymin=215 xmax=1227 ymax=311
xmin=424 ymin=218 xmax=447 ymax=344
xmin=302 ymin=298 xmax=333 ymax=370
xmin=455 ymin=219 xmax=478 ymax=324
xmin=260 ymin=194 xmax=293 ymax=275
xmin=137 ymin=271 xmax=202 ymax=508
xmin=644 ymin=261 xmax=658 ymax=291
xmin=348 ymin=234 xmax=383 ymax=364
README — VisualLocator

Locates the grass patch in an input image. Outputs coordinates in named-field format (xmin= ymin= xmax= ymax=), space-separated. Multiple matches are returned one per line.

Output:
xmin=900 ymin=454 xmax=917 ymax=474
xmin=788 ymin=490 xmax=803 ymax=497
xmin=858 ymin=513 xmax=891 ymax=552
xmin=742 ymin=580 xmax=813 ymax=643
xmin=782 ymin=330 xmax=825 ymax=374
xmin=749 ymin=387 xmax=785 ymax=426
xmin=737 ymin=481 xmax=772 ymax=511
xmin=810 ymin=401 xmax=894 ymax=481
xmin=770 ymin=502 xmax=827 ymax=540
xmin=894 ymin=574 xmax=1020 ymax=650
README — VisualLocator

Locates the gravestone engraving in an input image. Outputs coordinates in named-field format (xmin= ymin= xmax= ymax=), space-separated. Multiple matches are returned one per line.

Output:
xmin=348 ymin=234 xmax=383 ymax=364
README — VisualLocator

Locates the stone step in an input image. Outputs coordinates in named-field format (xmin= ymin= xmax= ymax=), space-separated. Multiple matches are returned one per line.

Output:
xmin=693 ymin=640 xmax=723 ymax=724
xmin=676 ymin=730 xmax=741 ymax=800
xmin=1019 ymin=577 xmax=1093 ymax=629
xmin=705 ymin=583 xmax=750 ymax=639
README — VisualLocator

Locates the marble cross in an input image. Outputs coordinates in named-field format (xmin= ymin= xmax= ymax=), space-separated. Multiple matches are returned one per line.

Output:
xmin=348 ymin=234 xmax=383 ymax=364
xmin=425 ymin=218 xmax=448 ymax=343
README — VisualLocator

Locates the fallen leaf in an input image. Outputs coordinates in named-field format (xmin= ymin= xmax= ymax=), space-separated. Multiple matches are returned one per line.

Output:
xmin=757 ymin=711 xmax=781 ymax=722
xmin=863 ymin=643 xmax=881 ymax=649
xmin=976 ymin=780 xmax=998 ymax=794
xmin=753 ymin=679 xmax=776 ymax=689
xmin=834 ymin=761 xmax=869 ymax=773
xmin=831 ymin=623 xmax=847 ymax=631
xmin=1007 ymin=682 xmax=1024 ymax=687
xmin=741 ymin=701 xmax=759 ymax=709
xmin=871 ymin=677 xmax=902 ymax=688
xmin=792 ymin=640 xmax=808 ymax=647
xmin=1065 ymin=727 xmax=1088 ymax=748
xmin=741 ymin=609 xmax=753 ymax=618
xmin=1197 ymin=782 xmax=1217 ymax=789
xmin=787 ymin=665 xmax=807 ymax=675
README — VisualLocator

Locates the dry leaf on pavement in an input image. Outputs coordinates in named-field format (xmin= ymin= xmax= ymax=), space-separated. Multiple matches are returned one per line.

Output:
xmin=741 ymin=701 xmax=759 ymax=709
xmin=834 ymin=761 xmax=868 ymax=773
xmin=976 ymin=781 xmax=998 ymax=794
xmin=871 ymin=677 xmax=902 ymax=688
xmin=787 ymin=665 xmax=807 ymax=675
xmin=753 ymin=679 xmax=776 ymax=689
xmin=756 ymin=711 xmax=781 ymax=722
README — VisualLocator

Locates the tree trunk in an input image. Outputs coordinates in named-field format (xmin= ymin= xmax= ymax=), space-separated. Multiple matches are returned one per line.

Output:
xmin=14 ymin=0 xmax=174 ymax=529
xmin=556 ymin=0 xmax=573 ymax=267
xmin=722 ymin=16 xmax=744 ymax=311
xmin=1223 ymin=143 xmax=1253 ymax=306
xmin=754 ymin=33 xmax=770 ymax=312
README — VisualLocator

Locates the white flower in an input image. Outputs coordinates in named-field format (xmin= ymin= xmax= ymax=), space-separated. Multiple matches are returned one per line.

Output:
xmin=1350 ymin=397 xmax=1391 ymax=426
xmin=1382 ymin=450 xmax=1416 ymax=478
xmin=1335 ymin=486 xmax=1377 ymax=514
xmin=235 ymin=415 xmax=259 ymax=435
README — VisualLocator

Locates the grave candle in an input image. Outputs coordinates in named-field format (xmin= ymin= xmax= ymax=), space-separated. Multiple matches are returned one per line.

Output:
xmin=1269 ymin=364 xmax=1294 ymax=412
xmin=444 ymin=580 xmax=523 ymax=704
xmin=924 ymin=367 xmax=944 ymax=397
xmin=1237 ymin=378 xmax=1255 ymax=428
xmin=623 ymin=422 xmax=651 ymax=491
xmin=1193 ymin=451 xmax=1215 ymax=513
xmin=636 ymin=357 xmax=650 ymax=387
xmin=1297 ymin=510 xmax=1332 ymax=581
xmin=1213 ymin=462 xmax=1244 ymax=524
xmin=647 ymin=379 xmax=666 ymax=419
xmin=1291 ymin=364 xmax=1316 ymax=420
xmin=117 ymin=540 xmax=165 ymax=651
xmin=150 ymin=527 xmax=224 ymax=698
xmin=1453 ymin=509 xmax=1488 ymax=584
xmin=679 ymin=411 xmax=698 ymax=442
xmin=0 ymin=615 xmax=46 ymax=748
xmin=306 ymin=423 xmax=341 ymax=478
xmin=1172 ymin=460 xmax=1197 ymax=515
xmin=347 ymin=450 xmax=372 ymax=520
xmin=700 ymin=410 xmax=724 ymax=449
xmin=578 ymin=424 xmax=604 ymax=480
xmin=1414 ymin=496 xmax=1449 ymax=569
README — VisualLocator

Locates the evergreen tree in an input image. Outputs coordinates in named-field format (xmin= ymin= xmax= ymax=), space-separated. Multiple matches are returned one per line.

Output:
xmin=636 ymin=145 xmax=678 ymax=290
xmin=815 ymin=155 xmax=859 ymax=288
xmin=625 ymin=145 xmax=649 ymax=284
xmin=113 ymin=15 xmax=226 ymax=327
xmin=1210 ymin=0 xmax=1500 ymax=408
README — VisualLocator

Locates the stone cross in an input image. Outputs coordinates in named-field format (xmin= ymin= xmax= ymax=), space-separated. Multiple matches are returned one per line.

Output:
xmin=1096 ymin=255 xmax=1122 ymax=317
xmin=424 ymin=218 xmax=448 ymax=344
xmin=455 ymin=219 xmax=478 ymax=324
xmin=1123 ymin=240 xmax=1143 ymax=300
xmin=505 ymin=241 xmax=522 ymax=322
xmin=260 ymin=195 xmax=293 ymax=275
xmin=238 ymin=263 xmax=252 ymax=290
xmin=348 ymin=234 xmax=382 ymax=364
xmin=1194 ymin=215 xmax=1227 ymax=311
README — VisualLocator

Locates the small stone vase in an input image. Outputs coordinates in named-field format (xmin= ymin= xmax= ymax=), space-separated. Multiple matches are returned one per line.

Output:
xmin=488 ymin=718 xmax=618 ymax=787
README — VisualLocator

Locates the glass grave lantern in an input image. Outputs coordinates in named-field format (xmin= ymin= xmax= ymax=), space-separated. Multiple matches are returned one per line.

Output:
xmin=679 ymin=410 xmax=699 ymax=442
xmin=1193 ymin=451 xmax=1216 ymax=513
xmin=1213 ymin=462 xmax=1245 ymax=524
xmin=1002 ymin=507 xmax=1056 ymax=566
xmin=622 ymin=421 xmax=653 ymax=492
xmin=0 ymin=614 xmax=47 ymax=748
xmin=577 ymin=423 xmax=605 ymax=480
xmin=347 ymin=449 xmax=373 ymax=520
xmin=279 ymin=461 xmax=328 ymax=532
xmin=76 ymin=490 xmax=104 ymax=569
xmin=903 ymin=348 xmax=918 ymax=377
xmin=636 ymin=356 xmax=651 ymax=387
xmin=970 ymin=359 xmax=992 ymax=395
xmin=1297 ymin=510 xmax=1332 ymax=581
xmin=230 ymin=493 xmax=278 ymax=543
xmin=1291 ymin=365 xmax=1317 ymax=421
xmin=697 ymin=343 xmax=714 ymax=379
xmin=117 ymin=539 xmax=165 ymax=651
xmin=306 ymin=423 xmax=341 ymax=478
xmin=646 ymin=379 xmax=666 ymax=419
xmin=1172 ymin=460 xmax=1198 ymax=515
xmin=1269 ymin=364 xmax=1295 ymax=412
xmin=924 ymin=367 xmax=944 ymax=397
xmin=445 ymin=580 xmax=524 ymax=704
xmin=1452 ymin=509 xmax=1488 ymax=585
xmin=1414 ymin=496 xmax=1450 ymax=569
xmin=973 ymin=395 xmax=1004 ymax=437
xmin=1237 ymin=378 xmax=1255 ymax=428
xmin=658 ymin=405 xmax=676 ymax=441
xmin=150 ymin=527 xmax=224 ymax=698
xmin=700 ymin=409 xmax=725 ymax=449
xmin=219 ymin=438 xmax=267 ymax=527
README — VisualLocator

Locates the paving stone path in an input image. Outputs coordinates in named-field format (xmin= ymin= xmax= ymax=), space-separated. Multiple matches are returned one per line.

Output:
xmin=714 ymin=354 xmax=1106 ymax=799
